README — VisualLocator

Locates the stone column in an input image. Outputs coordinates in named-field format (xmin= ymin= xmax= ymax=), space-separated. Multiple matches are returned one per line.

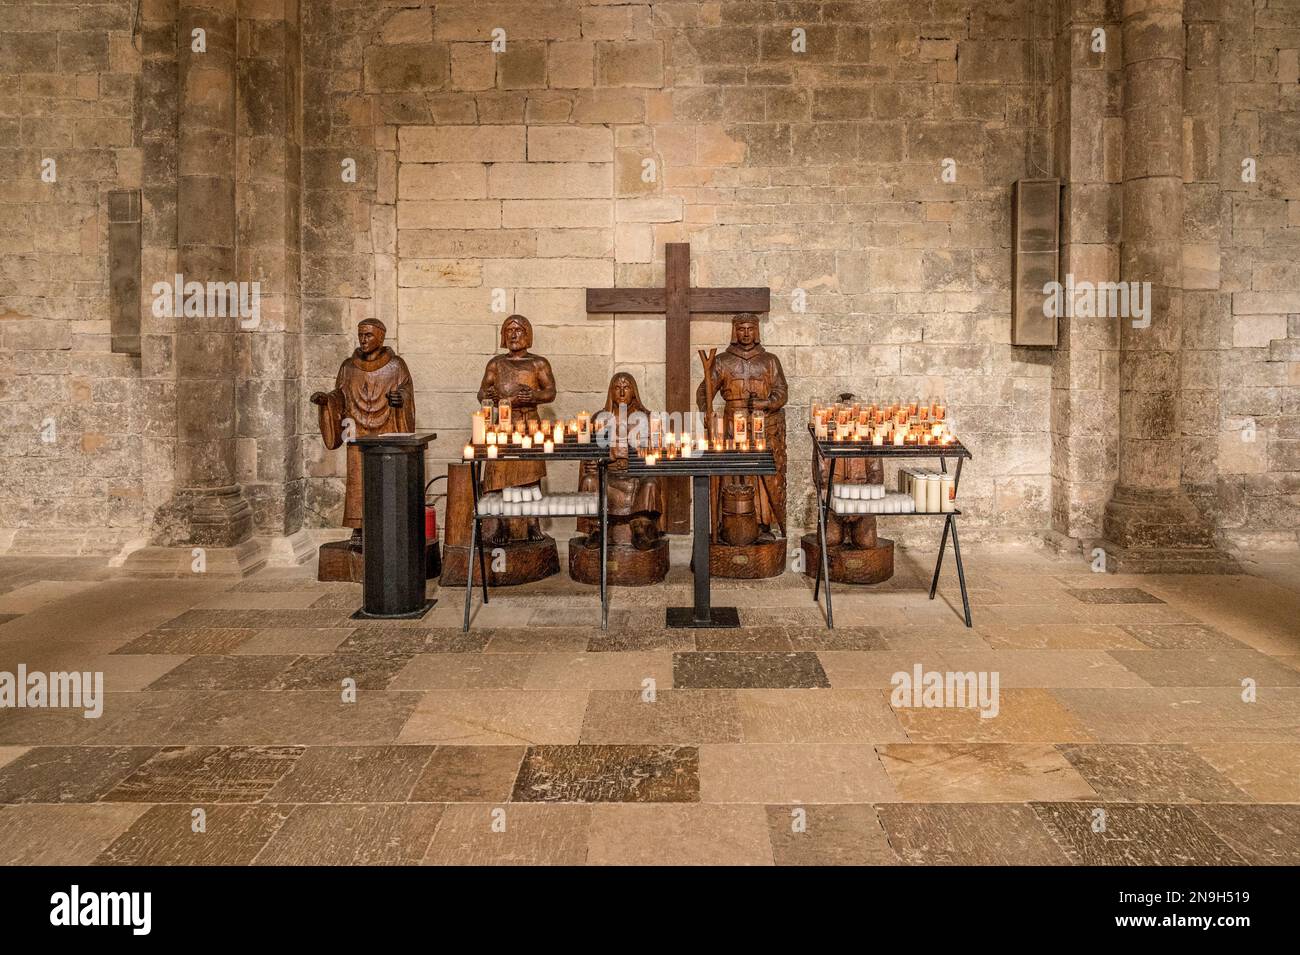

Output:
xmin=145 ymin=0 xmax=258 ymax=572
xmin=1100 ymin=0 xmax=1233 ymax=571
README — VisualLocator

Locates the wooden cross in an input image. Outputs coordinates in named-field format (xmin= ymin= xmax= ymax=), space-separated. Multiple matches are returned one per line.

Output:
xmin=586 ymin=242 xmax=770 ymax=533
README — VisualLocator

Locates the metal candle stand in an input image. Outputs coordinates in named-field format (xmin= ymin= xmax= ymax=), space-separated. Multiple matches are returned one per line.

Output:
xmin=461 ymin=441 xmax=611 ymax=631
xmin=626 ymin=447 xmax=777 ymax=628
xmin=810 ymin=427 xmax=974 ymax=629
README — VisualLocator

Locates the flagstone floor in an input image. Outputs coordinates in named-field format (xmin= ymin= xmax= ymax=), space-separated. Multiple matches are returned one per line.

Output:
xmin=0 ymin=542 xmax=1297 ymax=866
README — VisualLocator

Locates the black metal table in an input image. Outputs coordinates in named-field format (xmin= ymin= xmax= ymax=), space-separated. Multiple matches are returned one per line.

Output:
xmin=810 ymin=428 xmax=974 ymax=629
xmin=626 ymin=447 xmax=777 ymax=628
xmin=461 ymin=442 xmax=611 ymax=631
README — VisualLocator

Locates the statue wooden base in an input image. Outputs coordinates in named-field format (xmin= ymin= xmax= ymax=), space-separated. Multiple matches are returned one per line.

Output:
xmin=318 ymin=540 xmax=440 ymax=583
xmin=568 ymin=535 xmax=669 ymax=586
xmin=440 ymin=536 xmax=559 ymax=587
xmin=800 ymin=533 xmax=894 ymax=584
xmin=706 ymin=536 xmax=786 ymax=579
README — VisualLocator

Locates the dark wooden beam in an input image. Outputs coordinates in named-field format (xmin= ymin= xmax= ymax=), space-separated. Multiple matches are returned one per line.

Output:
xmin=662 ymin=242 xmax=691 ymax=534
xmin=687 ymin=287 xmax=770 ymax=313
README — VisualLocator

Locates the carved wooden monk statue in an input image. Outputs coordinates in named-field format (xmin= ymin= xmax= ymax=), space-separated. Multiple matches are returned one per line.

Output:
xmin=476 ymin=314 xmax=556 ymax=544
xmin=697 ymin=312 xmax=788 ymax=523
xmin=311 ymin=318 xmax=415 ymax=537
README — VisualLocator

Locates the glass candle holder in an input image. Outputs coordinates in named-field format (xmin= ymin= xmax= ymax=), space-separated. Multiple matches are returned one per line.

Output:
xmin=498 ymin=400 xmax=512 ymax=431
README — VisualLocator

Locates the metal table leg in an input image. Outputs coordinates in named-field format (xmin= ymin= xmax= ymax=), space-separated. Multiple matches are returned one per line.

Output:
xmin=950 ymin=516 xmax=973 ymax=628
xmin=929 ymin=513 xmax=951 ymax=601
xmin=599 ymin=461 xmax=608 ymax=630
xmin=463 ymin=460 xmax=489 ymax=632
xmin=666 ymin=472 xmax=739 ymax=628
xmin=814 ymin=457 xmax=835 ymax=628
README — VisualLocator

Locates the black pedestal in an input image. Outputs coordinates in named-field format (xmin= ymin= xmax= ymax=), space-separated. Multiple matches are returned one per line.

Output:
xmin=355 ymin=431 xmax=437 ymax=619
xmin=668 ymin=473 xmax=740 ymax=628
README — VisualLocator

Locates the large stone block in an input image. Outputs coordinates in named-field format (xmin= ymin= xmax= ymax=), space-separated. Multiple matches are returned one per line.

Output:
xmin=501 ymin=198 xmax=613 ymax=228
xmin=595 ymin=40 xmax=663 ymax=87
xmin=363 ymin=43 xmax=448 ymax=92
xmin=396 ymin=199 xmax=502 ymax=230
xmin=399 ymin=125 xmax=526 ymax=162
xmin=527 ymin=125 xmax=612 ymax=162
xmin=487 ymin=162 xmax=612 ymax=199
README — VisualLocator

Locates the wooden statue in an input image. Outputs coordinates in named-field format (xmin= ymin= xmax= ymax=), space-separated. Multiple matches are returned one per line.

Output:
xmin=310 ymin=318 xmax=417 ymax=581
xmin=695 ymin=313 xmax=789 ymax=578
xmin=442 ymin=314 xmax=560 ymax=586
xmin=570 ymin=372 xmax=669 ymax=586
xmin=800 ymin=396 xmax=895 ymax=584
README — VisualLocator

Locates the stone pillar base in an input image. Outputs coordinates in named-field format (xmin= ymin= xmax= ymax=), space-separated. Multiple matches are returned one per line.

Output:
xmin=152 ymin=485 xmax=255 ymax=549
xmin=1100 ymin=487 xmax=1239 ymax=574
xmin=119 ymin=537 xmax=267 ymax=578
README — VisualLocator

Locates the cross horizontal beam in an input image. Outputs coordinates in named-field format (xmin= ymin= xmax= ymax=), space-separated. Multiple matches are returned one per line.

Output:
xmin=585 ymin=287 xmax=770 ymax=315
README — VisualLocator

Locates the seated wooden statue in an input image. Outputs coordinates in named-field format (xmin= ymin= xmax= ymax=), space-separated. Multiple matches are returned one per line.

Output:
xmin=570 ymin=372 xmax=669 ymax=586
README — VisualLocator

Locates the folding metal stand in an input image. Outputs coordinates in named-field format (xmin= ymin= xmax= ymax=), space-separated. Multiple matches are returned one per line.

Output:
xmin=810 ymin=430 xmax=974 ymax=629
xmin=461 ymin=443 xmax=611 ymax=631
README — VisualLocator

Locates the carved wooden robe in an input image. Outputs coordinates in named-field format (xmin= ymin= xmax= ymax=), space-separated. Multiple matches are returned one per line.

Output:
xmin=317 ymin=346 xmax=415 ymax=527
xmin=696 ymin=341 xmax=789 ymax=533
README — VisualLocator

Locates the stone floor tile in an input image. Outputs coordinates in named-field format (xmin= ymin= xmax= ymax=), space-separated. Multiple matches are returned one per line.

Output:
xmin=408 ymin=745 xmax=526 ymax=802
xmin=1052 ymin=687 xmax=1300 ymax=743
xmin=1108 ymin=649 xmax=1300 ymax=687
xmin=876 ymin=743 xmax=1097 ymax=802
xmin=145 ymin=654 xmax=298 ymax=691
xmin=586 ymin=804 xmax=774 ymax=865
xmin=892 ymin=688 xmax=1092 ymax=743
xmin=272 ymin=650 xmax=415 ymax=690
xmin=389 ymin=653 xmax=535 ymax=690
xmin=0 ymin=746 xmax=158 ymax=803
xmin=586 ymin=628 xmax=695 ymax=652
xmin=0 ymin=804 xmax=149 ymax=864
xmin=113 ymin=628 xmax=259 ymax=655
xmin=700 ymin=743 xmax=897 ymax=803
xmin=673 ymin=651 xmax=830 ymax=689
xmin=1067 ymin=588 xmax=1165 ymax=605
xmin=876 ymin=803 xmax=1070 ymax=865
xmin=738 ymin=688 xmax=908 ymax=743
xmin=1057 ymin=744 xmax=1253 ymax=803
xmin=764 ymin=804 xmax=901 ymax=865
xmin=1191 ymin=805 xmax=1300 ymax=865
xmin=512 ymin=744 xmax=698 ymax=803
xmin=580 ymin=689 xmax=743 ymax=744
xmin=1192 ymin=743 xmax=1300 ymax=802
xmin=105 ymin=745 xmax=304 ymax=803
xmin=265 ymin=746 xmax=435 ymax=803
xmin=1032 ymin=802 xmax=1245 ymax=865
xmin=396 ymin=690 xmax=589 ymax=745
xmin=253 ymin=804 xmax=445 ymax=865
xmin=231 ymin=628 xmax=352 ymax=655
xmin=1119 ymin=623 xmax=1249 ymax=650
xmin=978 ymin=624 xmax=1146 ymax=651
xmin=524 ymin=652 xmax=672 ymax=691
xmin=97 ymin=804 xmax=293 ymax=865
xmin=423 ymin=804 xmax=590 ymax=865
xmin=0 ymin=746 xmax=28 ymax=769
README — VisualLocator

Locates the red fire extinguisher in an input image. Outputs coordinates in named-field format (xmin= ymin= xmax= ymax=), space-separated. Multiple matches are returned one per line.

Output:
xmin=424 ymin=475 xmax=445 ymax=541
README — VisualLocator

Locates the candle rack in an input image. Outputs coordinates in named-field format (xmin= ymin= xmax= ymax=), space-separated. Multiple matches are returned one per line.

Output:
xmin=809 ymin=425 xmax=974 ymax=629
xmin=461 ymin=442 xmax=613 ymax=631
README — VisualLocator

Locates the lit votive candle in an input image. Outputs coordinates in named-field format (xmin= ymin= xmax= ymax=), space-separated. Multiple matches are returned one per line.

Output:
xmin=471 ymin=412 xmax=486 ymax=445
xmin=755 ymin=438 xmax=765 ymax=452
xmin=521 ymin=435 xmax=533 ymax=450
xmin=553 ymin=422 xmax=564 ymax=445
xmin=543 ymin=439 xmax=554 ymax=453
xmin=486 ymin=444 xmax=498 ymax=459
xmin=645 ymin=452 xmax=658 ymax=466
xmin=872 ymin=432 xmax=884 ymax=446
xmin=463 ymin=443 xmax=475 ymax=459
xmin=485 ymin=432 xmax=497 ymax=446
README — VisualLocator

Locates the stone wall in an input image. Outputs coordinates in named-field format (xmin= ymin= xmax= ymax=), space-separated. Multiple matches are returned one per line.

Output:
xmin=2 ymin=0 xmax=1296 ymax=559
xmin=302 ymin=0 xmax=1059 ymax=539
xmin=0 ymin=0 xmax=144 ymax=554
xmin=1212 ymin=0 xmax=1300 ymax=548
